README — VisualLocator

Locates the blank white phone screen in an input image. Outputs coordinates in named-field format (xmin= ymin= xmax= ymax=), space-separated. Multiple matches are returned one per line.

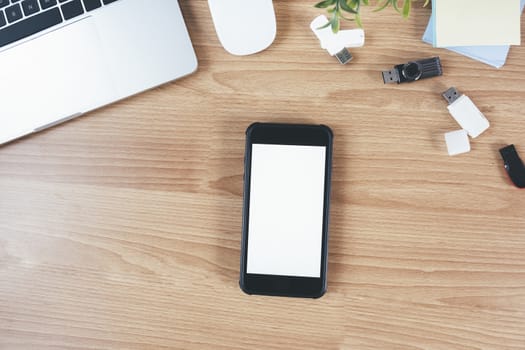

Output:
xmin=247 ymin=144 xmax=326 ymax=278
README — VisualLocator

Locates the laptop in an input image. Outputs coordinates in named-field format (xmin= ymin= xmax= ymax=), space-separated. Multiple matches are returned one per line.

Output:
xmin=0 ymin=0 xmax=198 ymax=145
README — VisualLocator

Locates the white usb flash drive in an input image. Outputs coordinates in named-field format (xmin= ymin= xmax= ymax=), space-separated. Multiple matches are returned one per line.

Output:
xmin=310 ymin=15 xmax=365 ymax=64
xmin=442 ymin=87 xmax=490 ymax=138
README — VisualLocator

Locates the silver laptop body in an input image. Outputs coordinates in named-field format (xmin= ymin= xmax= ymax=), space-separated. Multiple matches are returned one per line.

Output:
xmin=0 ymin=0 xmax=198 ymax=145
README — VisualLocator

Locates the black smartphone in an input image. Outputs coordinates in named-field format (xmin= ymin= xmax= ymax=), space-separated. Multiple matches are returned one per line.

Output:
xmin=240 ymin=123 xmax=333 ymax=298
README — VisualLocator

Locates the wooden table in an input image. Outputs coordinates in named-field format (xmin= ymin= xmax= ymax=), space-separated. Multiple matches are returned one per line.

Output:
xmin=1 ymin=1 xmax=525 ymax=349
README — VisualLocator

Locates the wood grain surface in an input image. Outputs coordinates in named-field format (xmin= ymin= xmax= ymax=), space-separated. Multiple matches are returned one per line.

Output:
xmin=1 ymin=1 xmax=525 ymax=349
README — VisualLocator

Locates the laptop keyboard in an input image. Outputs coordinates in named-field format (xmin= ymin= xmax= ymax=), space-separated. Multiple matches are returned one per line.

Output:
xmin=0 ymin=0 xmax=119 ymax=48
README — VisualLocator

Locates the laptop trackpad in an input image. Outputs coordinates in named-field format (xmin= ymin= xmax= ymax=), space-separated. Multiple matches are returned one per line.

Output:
xmin=0 ymin=18 xmax=117 ymax=137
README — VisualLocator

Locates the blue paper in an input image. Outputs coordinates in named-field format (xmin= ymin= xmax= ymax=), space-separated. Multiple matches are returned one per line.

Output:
xmin=422 ymin=0 xmax=525 ymax=68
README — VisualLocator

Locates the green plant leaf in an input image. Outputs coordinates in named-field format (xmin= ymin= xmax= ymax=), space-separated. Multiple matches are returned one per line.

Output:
xmin=402 ymin=0 xmax=411 ymax=17
xmin=374 ymin=0 xmax=391 ymax=12
xmin=314 ymin=0 xmax=336 ymax=9
xmin=355 ymin=13 xmax=363 ymax=27
xmin=314 ymin=0 xmax=424 ymax=31
xmin=392 ymin=0 xmax=401 ymax=13
xmin=338 ymin=12 xmax=356 ymax=21
xmin=330 ymin=11 xmax=340 ymax=33
xmin=316 ymin=21 xmax=332 ymax=30
xmin=354 ymin=0 xmax=361 ymax=12
xmin=340 ymin=0 xmax=357 ymax=13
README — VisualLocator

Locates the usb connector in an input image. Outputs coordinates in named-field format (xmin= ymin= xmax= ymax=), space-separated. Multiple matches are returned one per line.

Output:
xmin=442 ymin=87 xmax=461 ymax=104
xmin=382 ymin=69 xmax=400 ymax=84
xmin=334 ymin=48 xmax=353 ymax=65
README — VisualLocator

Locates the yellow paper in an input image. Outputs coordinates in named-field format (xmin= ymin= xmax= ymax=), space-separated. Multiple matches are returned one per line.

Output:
xmin=435 ymin=0 xmax=521 ymax=47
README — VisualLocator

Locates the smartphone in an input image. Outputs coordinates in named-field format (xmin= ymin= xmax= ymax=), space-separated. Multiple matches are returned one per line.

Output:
xmin=240 ymin=123 xmax=333 ymax=298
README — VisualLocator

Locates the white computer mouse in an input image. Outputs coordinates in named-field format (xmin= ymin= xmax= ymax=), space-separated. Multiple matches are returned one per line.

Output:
xmin=208 ymin=0 xmax=276 ymax=56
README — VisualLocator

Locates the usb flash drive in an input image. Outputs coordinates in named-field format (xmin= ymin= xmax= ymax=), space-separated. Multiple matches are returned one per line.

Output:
xmin=310 ymin=15 xmax=365 ymax=64
xmin=500 ymin=144 xmax=525 ymax=188
xmin=382 ymin=57 xmax=442 ymax=84
xmin=442 ymin=87 xmax=490 ymax=138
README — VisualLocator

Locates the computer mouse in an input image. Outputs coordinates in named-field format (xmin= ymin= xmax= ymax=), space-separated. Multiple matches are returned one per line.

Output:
xmin=208 ymin=0 xmax=276 ymax=56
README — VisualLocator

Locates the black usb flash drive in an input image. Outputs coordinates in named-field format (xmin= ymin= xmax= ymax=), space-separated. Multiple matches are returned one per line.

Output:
xmin=500 ymin=144 xmax=525 ymax=188
xmin=382 ymin=57 xmax=443 ymax=84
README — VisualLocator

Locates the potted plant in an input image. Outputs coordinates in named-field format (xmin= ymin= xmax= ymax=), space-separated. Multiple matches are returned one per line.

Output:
xmin=315 ymin=0 xmax=430 ymax=32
